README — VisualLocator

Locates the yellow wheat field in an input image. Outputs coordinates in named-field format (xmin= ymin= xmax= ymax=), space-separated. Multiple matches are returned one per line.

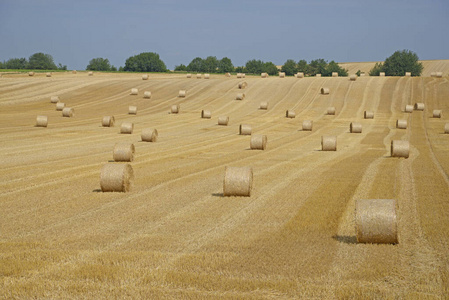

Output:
xmin=0 ymin=69 xmax=449 ymax=299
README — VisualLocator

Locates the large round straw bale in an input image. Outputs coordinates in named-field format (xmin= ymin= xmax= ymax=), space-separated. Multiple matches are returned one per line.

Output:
xmin=405 ymin=72 xmax=411 ymax=76
xmin=350 ymin=122 xmax=362 ymax=133
xmin=88 ymin=71 xmax=93 ymax=76
xmin=171 ymin=104 xmax=179 ymax=114
xmin=250 ymin=135 xmax=267 ymax=150
xmin=178 ymin=90 xmax=186 ymax=97
xmin=332 ymin=72 xmax=338 ymax=77
xmin=102 ymin=116 xmax=115 ymax=127
xmin=141 ymin=128 xmax=158 ymax=142
xmin=236 ymin=93 xmax=245 ymax=100
xmin=297 ymin=72 xmax=304 ymax=78
xmin=143 ymin=91 xmax=151 ymax=99
xmin=237 ymin=73 xmax=243 ymax=78
xmin=356 ymin=199 xmax=398 ymax=244
xmin=238 ymin=81 xmax=247 ymax=89
xmin=72 ymin=70 xmax=77 ymax=74
xmin=100 ymin=163 xmax=134 ymax=193
xmin=430 ymin=72 xmax=436 ymax=77
xmin=218 ymin=116 xmax=229 ymax=126
xmin=120 ymin=122 xmax=134 ymax=134
xmin=187 ymin=73 xmax=192 ymax=78
xmin=239 ymin=124 xmax=252 ymax=135
xmin=46 ymin=72 xmax=52 ymax=77
xmin=433 ymin=110 xmax=442 ymax=118
xmin=204 ymin=74 xmax=210 ymax=79
xmin=131 ymin=88 xmax=138 ymax=95
xmin=405 ymin=105 xmax=414 ymax=113
xmin=223 ymin=166 xmax=253 ymax=197
xmin=321 ymin=87 xmax=329 ymax=95
xmin=55 ymin=102 xmax=65 ymax=111
xmin=142 ymin=74 xmax=149 ymax=80
xmin=259 ymin=102 xmax=268 ymax=110
xmin=327 ymin=107 xmax=336 ymax=115
xmin=242 ymin=73 xmax=246 ymax=78
xmin=414 ymin=103 xmax=425 ymax=111
xmin=36 ymin=115 xmax=48 ymax=127
xmin=316 ymin=74 xmax=321 ymax=77
xmin=201 ymin=110 xmax=211 ymax=119
xmin=62 ymin=107 xmax=74 ymax=117
xmin=50 ymin=96 xmax=60 ymax=103
xmin=28 ymin=72 xmax=35 ymax=76
xmin=196 ymin=74 xmax=202 ymax=79
xmin=302 ymin=120 xmax=313 ymax=131
xmin=349 ymin=74 xmax=357 ymax=81
xmin=128 ymin=106 xmax=137 ymax=115
xmin=113 ymin=142 xmax=135 ymax=162
xmin=391 ymin=140 xmax=409 ymax=158
xmin=321 ymin=136 xmax=337 ymax=151
xmin=286 ymin=110 xmax=296 ymax=118
xmin=225 ymin=73 xmax=231 ymax=77
xmin=379 ymin=72 xmax=385 ymax=77
xmin=396 ymin=119 xmax=407 ymax=129
xmin=261 ymin=72 xmax=268 ymax=78
xmin=279 ymin=72 xmax=285 ymax=78
xmin=444 ymin=123 xmax=449 ymax=134
xmin=364 ymin=111 xmax=374 ymax=119
xmin=435 ymin=72 xmax=443 ymax=78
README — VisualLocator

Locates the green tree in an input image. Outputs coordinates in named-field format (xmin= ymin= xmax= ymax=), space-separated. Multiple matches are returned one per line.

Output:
xmin=263 ymin=62 xmax=279 ymax=75
xmin=235 ymin=66 xmax=246 ymax=73
xmin=204 ymin=56 xmax=218 ymax=73
xmin=245 ymin=59 xmax=265 ymax=74
xmin=368 ymin=62 xmax=384 ymax=76
xmin=218 ymin=57 xmax=234 ymax=73
xmin=124 ymin=52 xmax=167 ymax=72
xmin=4 ymin=58 xmax=28 ymax=69
xmin=382 ymin=50 xmax=423 ymax=76
xmin=307 ymin=59 xmax=327 ymax=76
xmin=174 ymin=64 xmax=187 ymax=71
xmin=118 ymin=66 xmax=124 ymax=72
xmin=297 ymin=59 xmax=308 ymax=73
xmin=0 ymin=61 xmax=3 ymax=69
xmin=58 ymin=63 xmax=67 ymax=70
xmin=187 ymin=57 xmax=205 ymax=72
xmin=325 ymin=60 xmax=348 ymax=76
xmin=28 ymin=52 xmax=57 ymax=70
xmin=86 ymin=57 xmax=112 ymax=71
xmin=281 ymin=59 xmax=297 ymax=76
xmin=356 ymin=70 xmax=362 ymax=76
xmin=110 ymin=65 xmax=117 ymax=71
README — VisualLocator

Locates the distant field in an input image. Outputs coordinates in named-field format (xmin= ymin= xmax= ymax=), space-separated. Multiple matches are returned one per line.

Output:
xmin=1 ymin=71 xmax=449 ymax=298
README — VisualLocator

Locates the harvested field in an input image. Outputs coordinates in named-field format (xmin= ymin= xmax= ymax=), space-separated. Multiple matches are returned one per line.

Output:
xmin=1 ymin=71 xmax=449 ymax=298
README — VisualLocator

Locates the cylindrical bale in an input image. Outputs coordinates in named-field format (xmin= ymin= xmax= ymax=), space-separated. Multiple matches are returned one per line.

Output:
xmin=356 ymin=199 xmax=398 ymax=244
xmin=141 ymin=128 xmax=158 ymax=142
xmin=100 ymin=163 xmax=134 ymax=193
xmin=178 ymin=90 xmax=186 ymax=97
xmin=379 ymin=72 xmax=385 ymax=77
xmin=171 ymin=104 xmax=179 ymax=114
xmin=204 ymin=74 xmax=210 ymax=79
xmin=201 ymin=110 xmax=211 ymax=119
xmin=405 ymin=72 xmax=411 ymax=76
xmin=28 ymin=72 xmax=34 ymax=76
xmin=237 ymin=73 xmax=242 ymax=78
xmin=196 ymin=74 xmax=202 ymax=79
xmin=396 ymin=119 xmax=407 ymax=129
xmin=62 ymin=107 xmax=74 ymax=117
xmin=128 ymin=106 xmax=137 ymax=115
xmin=391 ymin=140 xmax=410 ymax=158
xmin=321 ymin=136 xmax=337 ymax=151
xmin=50 ymin=96 xmax=60 ymax=103
xmin=250 ymin=135 xmax=267 ymax=150
xmin=72 ymin=70 xmax=77 ymax=74
xmin=302 ymin=120 xmax=313 ymax=131
xmin=218 ymin=116 xmax=229 ymax=126
xmin=55 ymin=102 xmax=65 ymax=111
xmin=327 ymin=107 xmax=336 ymax=115
xmin=364 ymin=111 xmax=374 ymax=119
xmin=113 ymin=143 xmax=135 ymax=162
xmin=36 ymin=115 xmax=48 ymax=127
xmin=279 ymin=72 xmax=285 ymax=78
xmin=131 ymin=88 xmax=138 ymax=95
xmin=405 ymin=105 xmax=414 ymax=113
xmin=297 ymin=72 xmax=304 ymax=78
xmin=435 ymin=72 xmax=443 ymax=78
xmin=120 ymin=122 xmax=134 ymax=134
xmin=239 ymin=124 xmax=252 ymax=135
xmin=414 ymin=103 xmax=425 ymax=111
xmin=223 ymin=166 xmax=253 ymax=197
xmin=142 ymin=74 xmax=149 ymax=80
xmin=186 ymin=73 xmax=192 ymax=78
xmin=242 ymin=73 xmax=246 ymax=78
xmin=88 ymin=71 xmax=93 ymax=76
xmin=46 ymin=72 xmax=52 ymax=77
xmin=349 ymin=74 xmax=357 ymax=81
xmin=316 ymin=74 xmax=322 ymax=77
xmin=444 ymin=123 xmax=449 ymax=134
xmin=238 ymin=81 xmax=247 ymax=89
xmin=225 ymin=73 xmax=231 ymax=77
xmin=430 ymin=72 xmax=436 ymax=77
xmin=433 ymin=110 xmax=442 ymax=118
xmin=321 ymin=87 xmax=329 ymax=95
xmin=261 ymin=72 xmax=268 ymax=78
xmin=259 ymin=102 xmax=268 ymax=110
xmin=350 ymin=122 xmax=362 ymax=133
xmin=143 ymin=91 xmax=151 ymax=99
xmin=236 ymin=93 xmax=245 ymax=100
xmin=332 ymin=72 xmax=338 ymax=77
xmin=286 ymin=110 xmax=296 ymax=118
xmin=102 ymin=116 xmax=115 ymax=127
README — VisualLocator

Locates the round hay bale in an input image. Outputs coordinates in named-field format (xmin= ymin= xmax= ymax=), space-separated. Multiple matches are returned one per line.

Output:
xmin=142 ymin=74 xmax=149 ymax=80
xmin=186 ymin=73 xmax=192 ymax=78
xmin=171 ymin=104 xmax=179 ymax=114
xmin=444 ymin=123 xmax=449 ymax=134
xmin=350 ymin=122 xmax=362 ymax=133
xmin=237 ymin=73 xmax=243 ymax=78
xmin=259 ymin=102 xmax=268 ymax=110
xmin=396 ymin=119 xmax=407 ymax=129
xmin=141 ymin=128 xmax=158 ymax=142
xmin=120 ymin=122 xmax=134 ymax=134
xmin=179 ymin=90 xmax=186 ymax=97
xmin=113 ymin=142 xmax=135 ymax=162
xmin=364 ymin=111 xmax=374 ymax=119
xmin=55 ymin=102 xmax=65 ymax=111
xmin=72 ymin=70 xmax=77 ymax=74
xmin=332 ymin=72 xmax=338 ymax=77
xmin=286 ymin=110 xmax=296 ymax=118
xmin=143 ymin=91 xmax=151 ymax=99
xmin=316 ymin=74 xmax=322 ymax=77
xmin=225 ymin=73 xmax=231 ymax=77
xmin=430 ymin=72 xmax=436 ymax=77
xmin=196 ymin=74 xmax=202 ymax=79
xmin=46 ymin=72 xmax=52 ymax=77
xmin=204 ymin=74 xmax=210 ymax=79
xmin=321 ymin=87 xmax=329 ymax=95
xmin=321 ymin=136 xmax=337 ymax=151
xmin=279 ymin=72 xmax=285 ymax=78
xmin=433 ymin=110 xmax=442 ymax=118
xmin=391 ymin=140 xmax=410 ymax=158
xmin=131 ymin=88 xmax=138 ymax=95
xmin=218 ymin=116 xmax=229 ymax=126
xmin=88 ymin=71 xmax=93 ymax=76
xmin=356 ymin=199 xmax=398 ymax=244
xmin=62 ymin=107 xmax=74 ymax=117
xmin=28 ymin=72 xmax=35 ymax=76
xmin=223 ymin=166 xmax=253 ymax=197
xmin=238 ymin=81 xmax=247 ymax=89
xmin=50 ymin=96 xmax=60 ymax=103
xmin=405 ymin=72 xmax=411 ymax=76
xmin=297 ymin=72 xmax=304 ymax=78
xmin=327 ymin=107 xmax=336 ymax=115
xmin=261 ymin=72 xmax=268 ymax=78
xmin=349 ymin=74 xmax=357 ymax=81
xmin=405 ymin=105 xmax=414 ymax=113
xmin=242 ymin=73 xmax=246 ymax=78
xmin=102 ymin=116 xmax=115 ymax=127
xmin=201 ymin=110 xmax=211 ymax=119
xmin=250 ymin=134 xmax=267 ymax=150
xmin=128 ymin=106 xmax=137 ymax=115
xmin=379 ymin=72 xmax=385 ymax=77
xmin=435 ymin=72 xmax=443 ymax=78
xmin=414 ymin=103 xmax=425 ymax=111
xmin=239 ymin=124 xmax=252 ymax=135
xmin=236 ymin=93 xmax=245 ymax=100
xmin=360 ymin=73 xmax=366 ymax=77
xmin=100 ymin=163 xmax=134 ymax=193
xmin=302 ymin=120 xmax=313 ymax=131
xmin=36 ymin=115 xmax=48 ymax=127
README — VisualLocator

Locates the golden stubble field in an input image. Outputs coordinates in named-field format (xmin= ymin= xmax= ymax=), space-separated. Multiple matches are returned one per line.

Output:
xmin=1 ymin=67 xmax=449 ymax=299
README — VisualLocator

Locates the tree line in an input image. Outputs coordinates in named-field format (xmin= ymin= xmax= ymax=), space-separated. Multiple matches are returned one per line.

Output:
xmin=0 ymin=53 xmax=67 ymax=70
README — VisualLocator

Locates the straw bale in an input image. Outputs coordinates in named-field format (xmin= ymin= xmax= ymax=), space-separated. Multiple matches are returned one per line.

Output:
xmin=444 ymin=123 xmax=449 ymax=134
xmin=414 ymin=103 xmax=425 ymax=111
xmin=405 ymin=105 xmax=414 ymax=113
xmin=302 ymin=120 xmax=313 ymax=131
xmin=102 ymin=116 xmax=115 ymax=127
xmin=332 ymin=72 xmax=338 ymax=77
xmin=356 ymin=199 xmax=398 ymax=244
xmin=360 ymin=73 xmax=366 ymax=77
xmin=46 ymin=72 xmax=52 ymax=77
xmin=327 ymin=107 xmax=336 ymax=115
xmin=435 ymin=72 xmax=443 ymax=78
xmin=62 ymin=107 xmax=74 ymax=117
xmin=120 ymin=122 xmax=134 ymax=134
xmin=72 ymin=70 xmax=77 ymax=74
xmin=55 ymin=102 xmax=65 ymax=111
xmin=250 ymin=135 xmax=267 ymax=150
xmin=321 ymin=87 xmax=329 ymax=95
xmin=297 ymin=72 xmax=304 ymax=78
xmin=171 ymin=104 xmax=179 ymax=114
xmin=433 ymin=110 xmax=442 ymax=118
xmin=396 ymin=119 xmax=407 ymax=129
xmin=242 ymin=74 xmax=246 ymax=78
xmin=187 ymin=73 xmax=192 ymax=78
xmin=113 ymin=142 xmax=135 ymax=162
xmin=223 ymin=166 xmax=253 ymax=197
xmin=430 ymin=72 xmax=436 ymax=77
xmin=100 ymin=163 xmax=134 ymax=192
xmin=179 ymin=90 xmax=186 ymax=97
xmin=349 ymin=74 xmax=357 ymax=81
xmin=218 ymin=116 xmax=229 ymax=126
xmin=350 ymin=122 xmax=362 ymax=133
xmin=204 ymin=74 xmax=210 ymax=79
xmin=128 ymin=106 xmax=137 ymax=115
xmin=405 ymin=72 xmax=411 ymax=76
xmin=238 ymin=81 xmax=247 ymax=89
xmin=28 ymin=72 xmax=34 ymax=76
xmin=279 ymin=72 xmax=285 ymax=78
xmin=259 ymin=102 xmax=268 ymax=110
xmin=142 ymin=74 xmax=149 ymax=80
xmin=201 ymin=110 xmax=211 ymax=119
xmin=239 ymin=124 xmax=252 ymax=135
xmin=316 ymin=74 xmax=321 ymax=77
xmin=141 ymin=128 xmax=158 ymax=142
xmin=364 ymin=111 xmax=374 ymax=119
xmin=379 ymin=72 xmax=385 ymax=77
xmin=225 ymin=73 xmax=231 ymax=77
xmin=50 ymin=96 xmax=60 ymax=103
xmin=88 ymin=71 xmax=93 ymax=76
xmin=261 ymin=72 xmax=268 ymax=78
xmin=36 ymin=115 xmax=48 ymax=127
xmin=286 ymin=110 xmax=296 ymax=118
xmin=196 ymin=74 xmax=202 ymax=79
xmin=143 ymin=91 xmax=151 ymax=99
xmin=131 ymin=88 xmax=138 ymax=95
xmin=237 ymin=73 xmax=243 ymax=78
xmin=321 ymin=136 xmax=337 ymax=151
xmin=236 ymin=93 xmax=245 ymax=100
xmin=391 ymin=140 xmax=409 ymax=158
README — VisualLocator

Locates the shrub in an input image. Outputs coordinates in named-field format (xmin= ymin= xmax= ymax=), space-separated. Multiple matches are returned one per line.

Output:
xmin=281 ymin=59 xmax=297 ymax=76
xmin=369 ymin=50 xmax=423 ymax=76
xmin=124 ymin=52 xmax=167 ymax=72
xmin=86 ymin=58 xmax=112 ymax=71
xmin=28 ymin=53 xmax=57 ymax=70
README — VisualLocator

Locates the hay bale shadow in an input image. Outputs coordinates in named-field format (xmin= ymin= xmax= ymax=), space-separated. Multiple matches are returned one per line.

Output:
xmin=92 ymin=189 xmax=102 ymax=193
xmin=332 ymin=235 xmax=357 ymax=244
xmin=212 ymin=193 xmax=224 ymax=197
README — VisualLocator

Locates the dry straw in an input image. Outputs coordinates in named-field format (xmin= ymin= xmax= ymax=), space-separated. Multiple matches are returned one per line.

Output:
xmin=391 ymin=140 xmax=409 ymax=158
xmin=444 ymin=123 xmax=449 ymax=134
xmin=297 ymin=72 xmax=304 ymax=78
xmin=435 ymin=72 xmax=443 ymax=78
xmin=261 ymin=72 xmax=268 ymax=78
xmin=142 ymin=74 xmax=149 ymax=80
xmin=332 ymin=72 xmax=338 ymax=77
xmin=186 ymin=73 xmax=192 ymax=78
xmin=225 ymin=73 xmax=231 ymax=77
xmin=72 ymin=70 xmax=77 ymax=74
xmin=179 ymin=90 xmax=186 ymax=97
xmin=171 ymin=104 xmax=179 ymax=114
xmin=62 ymin=107 xmax=74 ymax=117
xmin=349 ymin=74 xmax=357 ymax=81
xmin=144 ymin=91 xmax=151 ymax=99
xmin=350 ymin=122 xmax=362 ymax=133
xmin=100 ymin=163 xmax=134 ymax=193
xmin=327 ymin=107 xmax=336 ymax=115
xmin=259 ymin=102 xmax=268 ymax=110
xmin=364 ymin=111 xmax=374 ymax=119
xmin=405 ymin=72 xmax=411 ymax=76
xmin=223 ymin=166 xmax=253 ymax=197
xmin=218 ymin=116 xmax=229 ymax=126
xmin=286 ymin=110 xmax=296 ymax=118
xmin=102 ymin=116 xmax=115 ymax=127
xmin=321 ymin=136 xmax=337 ymax=151
xmin=55 ymin=102 xmax=65 ymax=111
xmin=113 ymin=142 xmax=135 ymax=162
xmin=321 ymin=87 xmax=330 ymax=95
xmin=204 ymin=74 xmax=210 ymax=79
xmin=201 ymin=110 xmax=211 ymax=119
xmin=36 ymin=115 xmax=48 ymax=127
xmin=50 ymin=96 xmax=60 ymax=103
xmin=396 ymin=119 xmax=407 ymax=129
xmin=379 ymin=72 xmax=385 ymax=77
xmin=141 ymin=128 xmax=158 ymax=142
xmin=302 ymin=120 xmax=313 ymax=131
xmin=316 ymin=74 xmax=322 ymax=77
xmin=28 ymin=72 xmax=34 ymax=76
xmin=405 ymin=105 xmax=414 ymax=113
xmin=236 ymin=93 xmax=245 ymax=100
xmin=88 ymin=71 xmax=93 ymax=76
xmin=237 ymin=73 xmax=243 ymax=78
xmin=196 ymin=74 xmax=202 ymax=79
xmin=433 ymin=110 xmax=442 ymax=118
xmin=46 ymin=72 xmax=52 ymax=77
xmin=239 ymin=124 xmax=252 ymax=135
xmin=131 ymin=88 xmax=138 ymax=95
xmin=128 ymin=106 xmax=137 ymax=115
xmin=238 ymin=81 xmax=247 ymax=89
xmin=356 ymin=199 xmax=398 ymax=244
xmin=279 ymin=72 xmax=285 ymax=78
xmin=250 ymin=135 xmax=267 ymax=150
xmin=120 ymin=122 xmax=134 ymax=134
xmin=414 ymin=103 xmax=425 ymax=111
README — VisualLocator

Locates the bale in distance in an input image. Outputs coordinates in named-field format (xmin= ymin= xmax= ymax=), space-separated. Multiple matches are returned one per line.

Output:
xmin=239 ymin=124 xmax=252 ymax=135
xmin=142 ymin=74 xmax=149 ymax=80
xmin=433 ymin=110 xmax=442 ymax=118
xmin=279 ymin=72 xmax=285 ymax=78
xmin=201 ymin=110 xmax=212 ymax=119
xmin=435 ymin=72 xmax=443 ymax=78
xmin=355 ymin=199 xmax=398 ymax=244
xmin=178 ymin=90 xmax=186 ymax=97
xmin=391 ymin=140 xmax=409 ymax=158
xmin=225 ymin=73 xmax=231 ymax=77
xmin=261 ymin=72 xmax=268 ymax=78
xmin=28 ymin=72 xmax=35 ymax=76
xmin=131 ymin=88 xmax=138 ymax=95
xmin=430 ymin=72 xmax=436 ymax=77
xmin=196 ymin=74 xmax=202 ymax=79
xmin=250 ymin=135 xmax=267 ymax=150
xmin=360 ymin=73 xmax=366 ymax=77
xmin=405 ymin=72 xmax=411 ymax=76
xmin=396 ymin=119 xmax=407 ymax=129
xmin=120 ymin=122 xmax=134 ymax=134
xmin=100 ymin=163 xmax=134 ymax=193
xmin=143 ymin=91 xmax=151 ymax=99
xmin=50 ymin=96 xmax=60 ymax=103
xmin=46 ymin=72 xmax=52 ymax=77
xmin=444 ymin=123 xmax=449 ymax=134
xmin=186 ymin=73 xmax=192 ymax=78
xmin=364 ymin=111 xmax=374 ymax=119
xmin=238 ymin=81 xmax=247 ymax=89
xmin=171 ymin=104 xmax=179 ymax=114
xmin=405 ymin=105 xmax=414 ymax=113
xmin=204 ymin=74 xmax=210 ymax=79
xmin=141 ymin=128 xmax=158 ymax=142
xmin=36 ymin=115 xmax=48 ymax=127
xmin=88 ymin=71 xmax=93 ymax=76
xmin=218 ymin=116 xmax=229 ymax=126
xmin=259 ymin=102 xmax=268 ymax=110
xmin=316 ymin=74 xmax=322 ymax=77
xmin=414 ymin=103 xmax=425 ymax=111
xmin=302 ymin=120 xmax=313 ymax=131
xmin=286 ymin=110 xmax=296 ymax=118
xmin=321 ymin=136 xmax=337 ymax=151
xmin=128 ymin=106 xmax=137 ymax=115
xmin=72 ymin=70 xmax=77 ymax=74
xmin=236 ymin=93 xmax=245 ymax=100
xmin=321 ymin=87 xmax=329 ymax=95
xmin=223 ymin=166 xmax=253 ymax=197
xmin=332 ymin=72 xmax=338 ymax=77
xmin=350 ymin=122 xmax=362 ymax=133
xmin=102 ymin=116 xmax=115 ymax=127
xmin=327 ymin=107 xmax=336 ymax=115
xmin=242 ymin=73 xmax=246 ymax=78
xmin=62 ymin=107 xmax=74 ymax=117
xmin=349 ymin=74 xmax=357 ymax=81
xmin=236 ymin=73 xmax=243 ymax=78
xmin=113 ymin=142 xmax=135 ymax=162
xmin=297 ymin=72 xmax=304 ymax=78
xmin=379 ymin=72 xmax=385 ymax=77
xmin=55 ymin=102 xmax=65 ymax=111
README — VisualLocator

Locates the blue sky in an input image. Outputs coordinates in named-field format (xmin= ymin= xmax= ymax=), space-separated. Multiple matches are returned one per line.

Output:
xmin=0 ymin=0 xmax=448 ymax=70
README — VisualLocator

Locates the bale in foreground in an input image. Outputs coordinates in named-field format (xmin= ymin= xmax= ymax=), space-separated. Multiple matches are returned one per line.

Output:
xmin=143 ymin=91 xmax=151 ymax=99
xmin=321 ymin=88 xmax=329 ymax=95
xmin=259 ymin=102 xmax=268 ymax=110
xmin=364 ymin=111 xmax=374 ymax=119
xmin=286 ymin=110 xmax=295 ymax=118
xmin=201 ymin=110 xmax=211 ymax=119
xmin=128 ymin=106 xmax=137 ymax=115
xmin=239 ymin=124 xmax=252 ymax=135
xmin=55 ymin=102 xmax=65 ymax=111
xmin=321 ymin=136 xmax=337 ymax=151
xmin=171 ymin=105 xmax=179 ymax=114
xmin=120 ymin=122 xmax=134 ymax=134
xmin=396 ymin=119 xmax=407 ymax=129
xmin=62 ymin=107 xmax=74 ymax=117
xmin=433 ymin=110 xmax=442 ymax=118
xmin=350 ymin=122 xmax=362 ymax=133
xmin=250 ymin=135 xmax=267 ymax=150
xmin=141 ymin=128 xmax=158 ymax=142
xmin=356 ymin=199 xmax=398 ymax=244
xmin=113 ymin=143 xmax=135 ymax=162
xmin=36 ymin=115 xmax=48 ymax=127
xmin=100 ymin=163 xmax=134 ymax=192
xmin=131 ymin=88 xmax=138 ymax=95
xmin=236 ymin=93 xmax=245 ymax=100
xmin=327 ymin=107 xmax=336 ymax=115
xmin=405 ymin=105 xmax=414 ymax=113
xmin=223 ymin=166 xmax=253 ymax=197
xmin=302 ymin=120 xmax=313 ymax=131
xmin=142 ymin=74 xmax=149 ymax=80
xmin=414 ymin=103 xmax=425 ymax=111
xmin=391 ymin=140 xmax=409 ymax=158
xmin=102 ymin=116 xmax=115 ymax=127
xmin=179 ymin=90 xmax=186 ymax=97
xmin=218 ymin=116 xmax=229 ymax=126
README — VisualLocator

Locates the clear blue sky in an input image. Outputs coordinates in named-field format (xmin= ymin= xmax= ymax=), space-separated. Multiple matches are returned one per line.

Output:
xmin=0 ymin=0 xmax=448 ymax=70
